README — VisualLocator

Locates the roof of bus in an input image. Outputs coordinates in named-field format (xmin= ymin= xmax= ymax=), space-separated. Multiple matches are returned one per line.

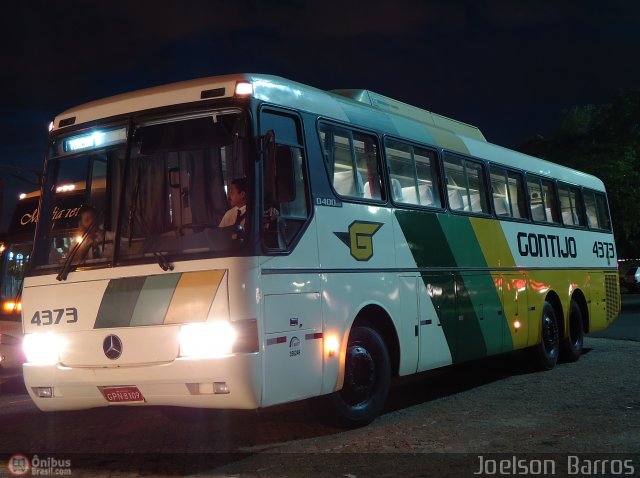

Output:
xmin=52 ymin=73 xmax=605 ymax=192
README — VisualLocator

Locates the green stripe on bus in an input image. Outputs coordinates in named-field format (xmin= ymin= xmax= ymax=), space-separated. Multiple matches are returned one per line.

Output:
xmin=439 ymin=215 xmax=490 ymax=268
xmin=396 ymin=210 xmax=511 ymax=361
xmin=129 ymin=273 xmax=182 ymax=326
xmin=95 ymin=276 xmax=147 ymax=329
xmin=395 ymin=210 xmax=456 ymax=268
xmin=440 ymin=216 xmax=511 ymax=355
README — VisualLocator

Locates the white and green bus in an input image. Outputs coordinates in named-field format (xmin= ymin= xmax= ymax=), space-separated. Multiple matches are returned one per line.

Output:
xmin=22 ymin=74 xmax=620 ymax=426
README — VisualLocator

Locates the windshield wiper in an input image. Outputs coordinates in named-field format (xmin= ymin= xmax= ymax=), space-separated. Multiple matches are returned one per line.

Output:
xmin=153 ymin=251 xmax=174 ymax=271
xmin=56 ymin=220 xmax=99 ymax=281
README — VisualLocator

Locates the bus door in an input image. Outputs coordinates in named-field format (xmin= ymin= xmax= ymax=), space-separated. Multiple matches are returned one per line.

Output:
xmin=416 ymin=275 xmax=454 ymax=372
xmin=420 ymin=273 xmax=457 ymax=366
xmin=456 ymin=272 xmax=503 ymax=361
xmin=259 ymin=108 xmax=322 ymax=406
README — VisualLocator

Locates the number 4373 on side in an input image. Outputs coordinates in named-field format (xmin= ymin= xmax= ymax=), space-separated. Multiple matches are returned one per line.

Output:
xmin=31 ymin=308 xmax=78 ymax=326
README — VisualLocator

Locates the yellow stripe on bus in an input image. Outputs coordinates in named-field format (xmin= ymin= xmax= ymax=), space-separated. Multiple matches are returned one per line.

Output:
xmin=164 ymin=270 xmax=226 ymax=324
xmin=470 ymin=218 xmax=516 ymax=268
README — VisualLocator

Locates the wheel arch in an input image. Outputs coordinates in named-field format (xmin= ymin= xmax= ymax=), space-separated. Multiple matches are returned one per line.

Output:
xmin=350 ymin=304 xmax=400 ymax=378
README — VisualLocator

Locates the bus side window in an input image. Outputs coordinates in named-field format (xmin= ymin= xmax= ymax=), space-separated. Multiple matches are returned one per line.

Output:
xmin=594 ymin=193 xmax=611 ymax=230
xmin=528 ymin=176 xmax=553 ymax=223
xmin=508 ymin=171 xmax=528 ymax=219
xmin=527 ymin=181 xmax=541 ymax=221
xmin=584 ymin=190 xmax=600 ymax=229
xmin=386 ymin=138 xmax=441 ymax=208
xmin=571 ymin=187 xmax=587 ymax=227
xmin=386 ymin=139 xmax=413 ymax=203
xmin=444 ymin=154 xmax=488 ymax=214
xmin=415 ymin=146 xmax=441 ymax=207
xmin=319 ymin=124 xmax=383 ymax=201
xmin=559 ymin=183 xmax=587 ymax=227
xmin=541 ymin=179 xmax=560 ymax=223
xmin=490 ymin=166 xmax=510 ymax=216
xmin=559 ymin=184 xmax=576 ymax=225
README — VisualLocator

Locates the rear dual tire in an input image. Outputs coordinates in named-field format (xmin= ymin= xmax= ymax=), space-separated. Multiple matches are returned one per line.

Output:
xmin=560 ymin=300 xmax=584 ymax=362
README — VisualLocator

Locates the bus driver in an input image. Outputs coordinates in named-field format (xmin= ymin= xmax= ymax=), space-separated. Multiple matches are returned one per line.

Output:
xmin=218 ymin=178 xmax=247 ymax=228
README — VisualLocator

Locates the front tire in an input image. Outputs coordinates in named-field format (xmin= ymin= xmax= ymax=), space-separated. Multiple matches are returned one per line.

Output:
xmin=329 ymin=326 xmax=390 ymax=428
xmin=534 ymin=301 xmax=560 ymax=370
xmin=560 ymin=300 xmax=584 ymax=362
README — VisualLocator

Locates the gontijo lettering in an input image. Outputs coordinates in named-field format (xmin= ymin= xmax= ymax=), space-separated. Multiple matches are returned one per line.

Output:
xmin=517 ymin=232 xmax=577 ymax=258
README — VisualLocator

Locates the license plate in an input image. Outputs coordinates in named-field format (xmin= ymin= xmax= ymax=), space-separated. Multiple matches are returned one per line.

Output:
xmin=102 ymin=386 xmax=145 ymax=403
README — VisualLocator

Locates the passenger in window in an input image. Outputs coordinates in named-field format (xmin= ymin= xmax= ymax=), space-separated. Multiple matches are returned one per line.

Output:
xmin=219 ymin=177 xmax=247 ymax=228
xmin=75 ymin=205 xmax=112 ymax=260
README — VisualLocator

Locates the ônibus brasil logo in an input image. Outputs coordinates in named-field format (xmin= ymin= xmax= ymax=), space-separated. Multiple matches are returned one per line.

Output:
xmin=7 ymin=454 xmax=30 ymax=476
xmin=7 ymin=454 xmax=72 ymax=476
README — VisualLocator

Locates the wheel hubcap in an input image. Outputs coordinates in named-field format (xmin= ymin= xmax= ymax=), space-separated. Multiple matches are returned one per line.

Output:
xmin=342 ymin=344 xmax=375 ymax=406
xmin=542 ymin=315 xmax=558 ymax=356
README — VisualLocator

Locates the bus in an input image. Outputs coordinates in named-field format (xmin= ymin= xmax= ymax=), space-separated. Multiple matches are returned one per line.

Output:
xmin=22 ymin=74 xmax=620 ymax=426
xmin=0 ymin=190 xmax=42 ymax=370
xmin=0 ymin=231 xmax=26 ymax=370
xmin=1 ymin=187 xmax=85 ymax=370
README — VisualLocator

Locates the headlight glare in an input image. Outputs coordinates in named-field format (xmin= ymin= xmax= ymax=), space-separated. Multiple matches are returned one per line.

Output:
xmin=179 ymin=322 xmax=237 ymax=358
xmin=23 ymin=332 xmax=66 ymax=365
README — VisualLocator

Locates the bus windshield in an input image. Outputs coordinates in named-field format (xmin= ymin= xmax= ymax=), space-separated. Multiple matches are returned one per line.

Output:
xmin=31 ymin=109 xmax=250 ymax=273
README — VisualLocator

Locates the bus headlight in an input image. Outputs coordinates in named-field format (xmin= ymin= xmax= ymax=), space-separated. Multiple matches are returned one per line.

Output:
xmin=179 ymin=322 xmax=237 ymax=358
xmin=23 ymin=332 xmax=67 ymax=365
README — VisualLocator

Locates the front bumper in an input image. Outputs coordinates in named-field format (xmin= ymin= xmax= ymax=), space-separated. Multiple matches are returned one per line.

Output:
xmin=23 ymin=353 xmax=262 ymax=412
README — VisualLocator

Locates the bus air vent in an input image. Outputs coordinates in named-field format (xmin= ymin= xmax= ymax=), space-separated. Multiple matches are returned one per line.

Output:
xmin=59 ymin=117 xmax=76 ymax=127
xmin=201 ymin=88 xmax=226 ymax=99
xmin=331 ymin=88 xmax=486 ymax=142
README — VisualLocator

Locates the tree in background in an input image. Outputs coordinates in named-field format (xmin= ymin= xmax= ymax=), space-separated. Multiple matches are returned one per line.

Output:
xmin=518 ymin=89 xmax=640 ymax=258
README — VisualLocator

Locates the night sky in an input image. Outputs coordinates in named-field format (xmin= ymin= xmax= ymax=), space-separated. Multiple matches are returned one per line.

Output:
xmin=1 ymin=1 xmax=639 ymax=229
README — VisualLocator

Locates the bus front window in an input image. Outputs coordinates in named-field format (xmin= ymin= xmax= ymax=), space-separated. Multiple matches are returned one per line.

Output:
xmin=118 ymin=110 xmax=248 ymax=262
xmin=32 ymin=110 xmax=249 ymax=274
xmin=31 ymin=128 xmax=124 ymax=271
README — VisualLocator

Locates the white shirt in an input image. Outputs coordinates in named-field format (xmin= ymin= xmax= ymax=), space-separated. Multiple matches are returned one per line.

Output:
xmin=218 ymin=205 xmax=246 ymax=228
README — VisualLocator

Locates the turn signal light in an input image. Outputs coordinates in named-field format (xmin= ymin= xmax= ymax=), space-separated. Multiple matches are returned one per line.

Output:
xmin=325 ymin=335 xmax=339 ymax=357
xmin=3 ymin=301 xmax=21 ymax=313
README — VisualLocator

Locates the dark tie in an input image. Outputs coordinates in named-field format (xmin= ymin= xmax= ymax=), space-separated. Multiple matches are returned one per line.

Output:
xmin=235 ymin=209 xmax=243 ymax=225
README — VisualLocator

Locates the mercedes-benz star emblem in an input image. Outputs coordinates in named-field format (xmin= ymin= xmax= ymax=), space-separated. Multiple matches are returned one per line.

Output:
xmin=103 ymin=335 xmax=123 ymax=360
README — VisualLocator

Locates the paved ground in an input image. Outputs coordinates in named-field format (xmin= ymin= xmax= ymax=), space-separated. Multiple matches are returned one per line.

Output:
xmin=0 ymin=297 xmax=638 ymax=477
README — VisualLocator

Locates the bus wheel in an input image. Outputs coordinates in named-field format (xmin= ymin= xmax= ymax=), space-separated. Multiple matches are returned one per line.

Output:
xmin=560 ymin=300 xmax=584 ymax=362
xmin=329 ymin=326 xmax=390 ymax=428
xmin=534 ymin=301 xmax=560 ymax=370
